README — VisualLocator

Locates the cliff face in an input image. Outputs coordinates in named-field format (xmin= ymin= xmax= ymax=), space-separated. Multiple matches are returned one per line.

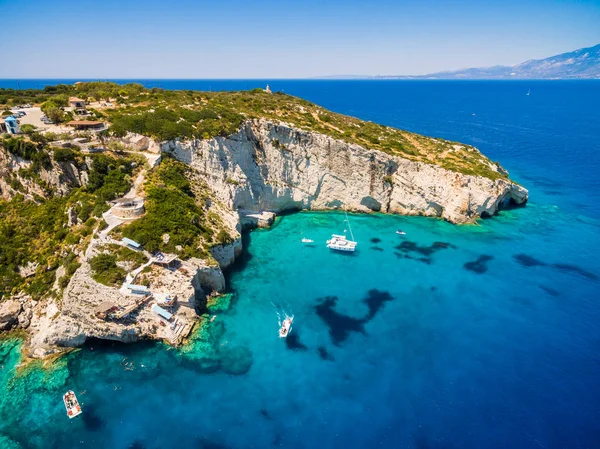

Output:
xmin=0 ymin=148 xmax=88 ymax=200
xmin=163 ymin=120 xmax=527 ymax=224
xmin=14 ymin=119 xmax=529 ymax=359
xmin=25 ymin=252 xmax=228 ymax=359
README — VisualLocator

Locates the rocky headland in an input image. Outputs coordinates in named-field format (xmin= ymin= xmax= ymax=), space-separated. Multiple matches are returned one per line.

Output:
xmin=0 ymin=82 xmax=528 ymax=361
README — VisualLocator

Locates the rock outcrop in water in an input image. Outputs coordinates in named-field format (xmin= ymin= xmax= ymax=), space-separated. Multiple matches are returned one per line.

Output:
xmin=163 ymin=119 xmax=527 ymax=224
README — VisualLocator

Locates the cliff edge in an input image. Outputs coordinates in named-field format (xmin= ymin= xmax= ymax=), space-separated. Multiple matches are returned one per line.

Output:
xmin=164 ymin=119 xmax=527 ymax=224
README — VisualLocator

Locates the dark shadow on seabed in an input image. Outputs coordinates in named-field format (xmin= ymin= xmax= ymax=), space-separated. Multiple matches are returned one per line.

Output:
xmin=314 ymin=289 xmax=395 ymax=346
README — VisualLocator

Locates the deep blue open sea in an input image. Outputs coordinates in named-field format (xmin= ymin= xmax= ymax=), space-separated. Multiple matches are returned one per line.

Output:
xmin=1 ymin=80 xmax=599 ymax=449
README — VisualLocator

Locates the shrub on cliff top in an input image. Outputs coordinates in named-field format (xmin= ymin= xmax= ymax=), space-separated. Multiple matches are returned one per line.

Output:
xmin=89 ymin=253 xmax=126 ymax=287
xmin=122 ymin=159 xmax=212 ymax=258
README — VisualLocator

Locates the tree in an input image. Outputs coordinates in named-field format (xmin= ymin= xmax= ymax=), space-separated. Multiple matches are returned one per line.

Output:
xmin=20 ymin=124 xmax=36 ymax=134
xmin=46 ymin=107 xmax=65 ymax=124
xmin=41 ymin=100 xmax=66 ymax=123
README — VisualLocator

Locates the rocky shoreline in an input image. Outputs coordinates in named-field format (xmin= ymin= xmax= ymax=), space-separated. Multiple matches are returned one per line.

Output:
xmin=164 ymin=119 xmax=528 ymax=224
xmin=1 ymin=119 xmax=528 ymax=361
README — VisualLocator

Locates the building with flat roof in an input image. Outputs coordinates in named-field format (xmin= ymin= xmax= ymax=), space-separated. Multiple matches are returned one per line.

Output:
xmin=122 ymin=237 xmax=141 ymax=249
xmin=94 ymin=301 xmax=117 ymax=319
xmin=152 ymin=304 xmax=173 ymax=321
xmin=66 ymin=120 xmax=104 ymax=130
xmin=124 ymin=283 xmax=149 ymax=295
xmin=152 ymin=253 xmax=178 ymax=270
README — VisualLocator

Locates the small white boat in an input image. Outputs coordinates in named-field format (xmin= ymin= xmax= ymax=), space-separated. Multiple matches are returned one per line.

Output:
xmin=63 ymin=390 xmax=82 ymax=419
xmin=301 ymin=238 xmax=314 ymax=243
xmin=396 ymin=230 xmax=406 ymax=235
xmin=526 ymin=89 xmax=531 ymax=96
xmin=326 ymin=210 xmax=357 ymax=252
xmin=279 ymin=316 xmax=293 ymax=338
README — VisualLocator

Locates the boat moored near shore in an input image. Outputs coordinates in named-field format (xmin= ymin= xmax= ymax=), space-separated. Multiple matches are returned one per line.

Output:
xmin=326 ymin=234 xmax=357 ymax=252
xmin=63 ymin=390 xmax=82 ymax=419
xmin=326 ymin=210 xmax=358 ymax=252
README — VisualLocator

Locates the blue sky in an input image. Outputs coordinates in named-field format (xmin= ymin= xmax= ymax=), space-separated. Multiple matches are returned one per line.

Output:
xmin=1 ymin=0 xmax=599 ymax=78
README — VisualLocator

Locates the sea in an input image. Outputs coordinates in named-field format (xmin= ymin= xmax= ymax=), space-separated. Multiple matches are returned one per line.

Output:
xmin=0 ymin=80 xmax=599 ymax=449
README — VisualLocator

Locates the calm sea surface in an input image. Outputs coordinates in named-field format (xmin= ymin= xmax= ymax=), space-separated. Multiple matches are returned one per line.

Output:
xmin=0 ymin=80 xmax=599 ymax=449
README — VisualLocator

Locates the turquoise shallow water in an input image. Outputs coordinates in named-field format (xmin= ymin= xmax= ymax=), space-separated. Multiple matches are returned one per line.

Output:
xmin=0 ymin=80 xmax=599 ymax=448
xmin=1 ymin=208 xmax=599 ymax=448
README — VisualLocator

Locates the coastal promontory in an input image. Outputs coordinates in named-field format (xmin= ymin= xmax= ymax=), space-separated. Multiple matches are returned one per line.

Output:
xmin=0 ymin=82 xmax=528 ymax=359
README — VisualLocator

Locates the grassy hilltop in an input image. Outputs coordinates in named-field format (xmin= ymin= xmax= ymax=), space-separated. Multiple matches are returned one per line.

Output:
xmin=1 ymin=82 xmax=508 ymax=181
xmin=0 ymin=81 xmax=514 ymax=300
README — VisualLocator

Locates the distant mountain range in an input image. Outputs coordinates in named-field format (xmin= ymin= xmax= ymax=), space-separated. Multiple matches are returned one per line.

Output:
xmin=320 ymin=44 xmax=600 ymax=80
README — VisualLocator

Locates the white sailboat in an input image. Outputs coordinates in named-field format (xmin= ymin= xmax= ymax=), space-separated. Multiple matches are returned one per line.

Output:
xmin=327 ymin=210 xmax=357 ymax=252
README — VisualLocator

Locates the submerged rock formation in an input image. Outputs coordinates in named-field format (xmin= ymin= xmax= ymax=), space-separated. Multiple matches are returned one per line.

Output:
xmin=164 ymin=119 xmax=527 ymax=224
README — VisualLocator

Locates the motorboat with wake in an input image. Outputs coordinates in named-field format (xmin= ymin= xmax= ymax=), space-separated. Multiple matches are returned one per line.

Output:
xmin=63 ymin=390 xmax=82 ymax=419
xmin=326 ymin=210 xmax=357 ymax=252
xmin=279 ymin=316 xmax=293 ymax=338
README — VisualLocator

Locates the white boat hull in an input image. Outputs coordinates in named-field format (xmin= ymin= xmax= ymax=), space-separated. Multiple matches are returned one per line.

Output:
xmin=326 ymin=234 xmax=357 ymax=252
xmin=279 ymin=317 xmax=293 ymax=338
xmin=327 ymin=244 xmax=356 ymax=252
xmin=63 ymin=390 xmax=82 ymax=419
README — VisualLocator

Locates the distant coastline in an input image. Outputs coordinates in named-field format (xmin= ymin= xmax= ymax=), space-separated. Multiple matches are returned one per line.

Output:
xmin=1 ymin=78 xmax=599 ymax=94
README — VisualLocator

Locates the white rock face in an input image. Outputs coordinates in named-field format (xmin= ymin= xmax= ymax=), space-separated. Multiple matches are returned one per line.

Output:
xmin=209 ymin=239 xmax=243 ymax=270
xmin=0 ymin=148 xmax=88 ymax=200
xmin=25 ymin=254 xmax=224 ymax=359
xmin=0 ymin=299 xmax=22 ymax=331
xmin=163 ymin=120 xmax=528 ymax=224
xmin=14 ymin=119 xmax=530 ymax=359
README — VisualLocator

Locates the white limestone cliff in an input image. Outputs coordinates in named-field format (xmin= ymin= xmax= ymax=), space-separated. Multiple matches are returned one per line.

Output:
xmin=15 ymin=119 xmax=529 ymax=359
xmin=163 ymin=119 xmax=528 ymax=224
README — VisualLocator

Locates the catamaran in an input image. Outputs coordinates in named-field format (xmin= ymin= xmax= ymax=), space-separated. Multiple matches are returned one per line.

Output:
xmin=63 ymin=390 xmax=82 ymax=419
xmin=327 ymin=210 xmax=357 ymax=252
xmin=279 ymin=316 xmax=293 ymax=338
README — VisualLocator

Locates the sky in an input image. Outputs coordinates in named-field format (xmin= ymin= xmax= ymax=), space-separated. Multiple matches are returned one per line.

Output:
xmin=1 ymin=0 xmax=600 ymax=78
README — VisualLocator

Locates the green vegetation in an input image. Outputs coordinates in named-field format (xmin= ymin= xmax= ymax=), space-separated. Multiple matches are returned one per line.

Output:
xmin=100 ymin=244 xmax=149 ymax=270
xmin=121 ymin=158 xmax=216 ymax=258
xmin=19 ymin=124 xmax=36 ymax=135
xmin=0 ymin=195 xmax=69 ymax=298
xmin=84 ymin=153 xmax=140 ymax=202
xmin=1 ymin=82 xmax=508 ymax=181
xmin=58 ymin=252 xmax=82 ymax=290
xmin=52 ymin=147 xmax=77 ymax=162
xmin=0 ymin=138 xmax=140 ymax=299
xmin=1 ymin=137 xmax=52 ymax=171
xmin=206 ymin=293 xmax=233 ymax=313
xmin=41 ymin=99 xmax=69 ymax=124
xmin=89 ymin=253 xmax=126 ymax=287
